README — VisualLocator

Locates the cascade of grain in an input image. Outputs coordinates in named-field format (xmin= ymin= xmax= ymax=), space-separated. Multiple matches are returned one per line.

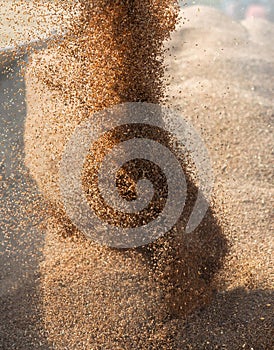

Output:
xmin=24 ymin=1 xmax=227 ymax=348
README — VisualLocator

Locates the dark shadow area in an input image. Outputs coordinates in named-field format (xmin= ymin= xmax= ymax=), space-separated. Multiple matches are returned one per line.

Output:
xmin=173 ymin=288 xmax=274 ymax=349
xmin=0 ymin=61 xmax=49 ymax=349
xmin=138 ymin=200 xmax=229 ymax=318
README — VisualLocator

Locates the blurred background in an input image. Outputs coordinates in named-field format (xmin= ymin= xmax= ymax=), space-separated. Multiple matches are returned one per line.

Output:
xmin=181 ymin=0 xmax=274 ymax=20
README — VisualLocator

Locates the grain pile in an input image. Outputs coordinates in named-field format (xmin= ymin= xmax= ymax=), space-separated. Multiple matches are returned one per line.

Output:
xmin=168 ymin=5 xmax=274 ymax=255
xmin=242 ymin=16 xmax=274 ymax=48
xmin=164 ymin=6 xmax=273 ymax=347
xmin=22 ymin=3 xmax=273 ymax=350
